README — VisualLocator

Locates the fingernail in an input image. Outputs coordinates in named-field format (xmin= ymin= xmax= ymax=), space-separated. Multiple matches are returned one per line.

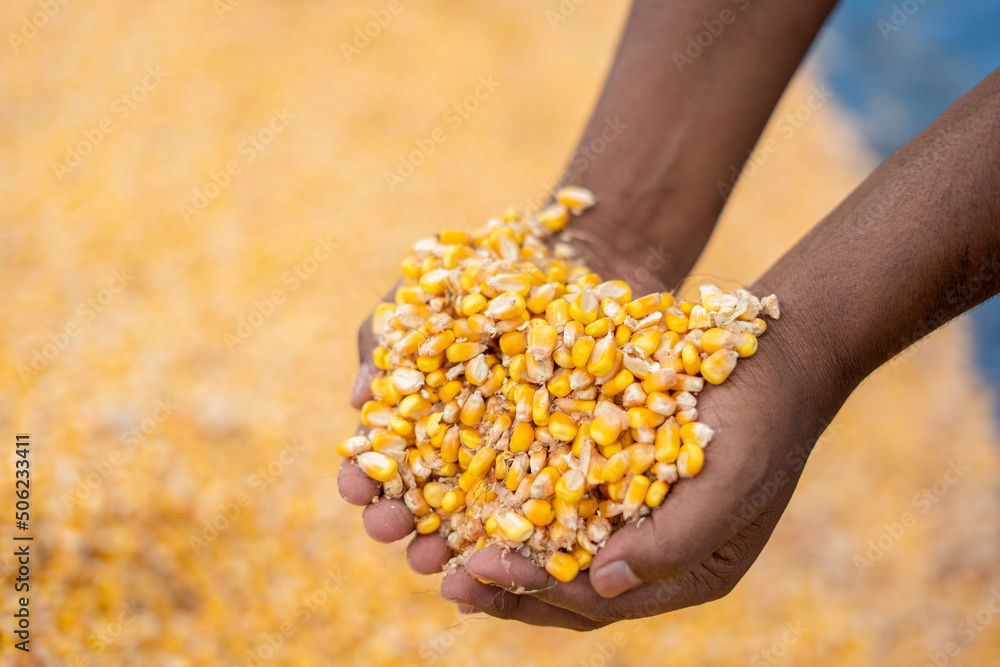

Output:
xmin=592 ymin=561 xmax=642 ymax=598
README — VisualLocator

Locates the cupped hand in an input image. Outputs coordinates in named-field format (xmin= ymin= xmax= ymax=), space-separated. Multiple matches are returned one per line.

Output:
xmin=434 ymin=312 xmax=828 ymax=629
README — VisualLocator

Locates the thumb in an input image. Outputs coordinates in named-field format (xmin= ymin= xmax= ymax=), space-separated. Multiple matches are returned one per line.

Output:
xmin=588 ymin=430 xmax=781 ymax=598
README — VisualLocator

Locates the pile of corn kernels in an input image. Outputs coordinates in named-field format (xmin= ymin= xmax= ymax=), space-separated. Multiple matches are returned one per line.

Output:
xmin=340 ymin=186 xmax=779 ymax=582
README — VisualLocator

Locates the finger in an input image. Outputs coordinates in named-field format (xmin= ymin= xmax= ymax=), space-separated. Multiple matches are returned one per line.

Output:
xmin=352 ymin=316 xmax=377 ymax=409
xmin=406 ymin=533 xmax=452 ymax=575
xmin=361 ymin=498 xmax=414 ymax=543
xmin=337 ymin=458 xmax=381 ymax=506
xmin=463 ymin=546 xmax=610 ymax=614
xmin=440 ymin=569 xmax=602 ymax=631
xmin=589 ymin=391 xmax=790 ymax=597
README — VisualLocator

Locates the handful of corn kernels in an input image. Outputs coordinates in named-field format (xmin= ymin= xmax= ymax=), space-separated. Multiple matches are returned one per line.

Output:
xmin=339 ymin=186 xmax=779 ymax=583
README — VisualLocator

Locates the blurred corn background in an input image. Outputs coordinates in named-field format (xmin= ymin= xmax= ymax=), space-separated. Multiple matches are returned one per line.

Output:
xmin=2 ymin=0 xmax=1000 ymax=665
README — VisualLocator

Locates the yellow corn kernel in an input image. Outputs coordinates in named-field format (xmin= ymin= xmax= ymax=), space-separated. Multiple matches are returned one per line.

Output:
xmin=678 ymin=299 xmax=697 ymax=315
xmin=544 ymin=298 xmax=571 ymax=327
xmin=483 ymin=515 xmax=499 ymax=537
xmin=522 ymin=498 xmax=555 ymax=527
xmin=496 ymin=510 xmax=535 ymax=542
xmin=626 ymin=443 xmax=656 ymax=474
xmin=701 ymin=327 xmax=737 ymax=354
xmin=545 ymin=552 xmax=580 ymax=583
xmin=673 ymin=374 xmax=704 ymax=393
xmin=370 ymin=376 xmax=401 ymax=406
xmin=337 ymin=436 xmax=370 ymax=457
xmin=459 ymin=471 xmax=479 ymax=493
xmin=606 ymin=477 xmax=628 ymax=502
xmin=587 ymin=335 xmax=617 ymax=377
xmin=460 ymin=428 xmax=483 ymax=450
xmin=568 ymin=336 xmax=594 ymax=368
xmin=486 ymin=292 xmax=527 ymax=320
xmin=361 ymin=401 xmax=392 ymax=428
xmin=468 ymin=446 xmax=497 ymax=479
xmin=571 ymin=543 xmax=594 ymax=571
xmin=537 ymin=203 xmax=570 ymax=232
xmin=645 ymin=480 xmax=669 ymax=508
xmin=422 ymin=482 xmax=446 ymax=508
xmin=624 ymin=474 xmax=651 ymax=508
xmin=510 ymin=420 xmax=535 ymax=453
xmin=590 ymin=412 xmax=623 ymax=447
xmin=576 ymin=273 xmax=601 ymax=290
xmin=601 ymin=369 xmax=634 ymax=397
xmin=389 ymin=414 xmax=415 ymax=439
xmin=439 ymin=229 xmax=470 ymax=245
xmin=596 ymin=279 xmax=632 ymax=305
xmin=460 ymin=292 xmax=487 ymax=317
xmin=680 ymin=421 xmax=715 ymax=448
xmin=548 ymin=411 xmax=579 ymax=442
xmin=599 ymin=443 xmax=623 ymax=459
xmin=646 ymin=391 xmax=677 ymax=418
xmin=625 ymin=294 xmax=662 ymax=319
xmin=459 ymin=393 xmax=485 ymax=426
xmin=447 ymin=341 xmax=484 ymax=364
xmin=440 ymin=462 xmax=459 ymax=477
xmin=642 ymin=368 xmax=677 ymax=394
xmin=677 ymin=443 xmax=705 ymax=477
xmin=610 ymin=324 xmax=628 ymax=348
xmin=480 ymin=365 xmax=507 ymax=397
xmin=555 ymin=185 xmax=596 ymax=213
xmin=416 ymin=353 xmax=445 ymax=373
xmin=528 ymin=323 xmax=559 ymax=359
xmin=400 ymin=256 xmax=422 ymax=280
xmin=415 ymin=513 xmax=442 ymax=534
xmin=497 ymin=331 xmax=526 ymax=357
xmin=547 ymin=369 xmax=573 ymax=398
xmin=602 ymin=450 xmax=630 ymax=483
xmin=421 ymin=330 xmax=456 ymax=357
xmin=418 ymin=269 xmax=451 ymax=296
xmin=457 ymin=444 xmax=475 ymax=470
xmin=631 ymin=329 xmax=662 ymax=356
xmin=395 ymin=285 xmax=429 ymax=305
xmin=654 ymin=421 xmax=681 ymax=463
xmin=532 ymin=388 xmax=550 ymax=426
xmin=372 ymin=345 xmax=391 ymax=371
xmin=441 ymin=488 xmax=466 ymax=514
xmin=681 ymin=344 xmax=701 ymax=377
xmin=701 ymin=349 xmax=738 ymax=385
xmin=526 ymin=283 xmax=557 ymax=314
xmin=665 ymin=307 xmax=689 ymax=334
xmin=584 ymin=317 xmax=613 ymax=338
xmin=579 ymin=497 xmax=599 ymax=519
xmin=509 ymin=354 xmax=531 ymax=383
xmin=468 ymin=478 xmax=496 ymax=506
xmin=569 ymin=290 xmax=599 ymax=325
xmin=531 ymin=466 xmax=561 ymax=498
xmin=549 ymin=345 xmax=571 ymax=368
xmin=356 ymin=451 xmax=398 ymax=482
xmin=628 ymin=407 xmax=665 ymax=430
xmin=438 ymin=425 xmax=459 ymax=461
xmin=659 ymin=292 xmax=676 ymax=310
xmin=435 ymin=380 xmax=460 ymax=403
xmin=601 ymin=298 xmax=628 ymax=327
xmin=554 ymin=469 xmax=585 ymax=503
xmin=734 ymin=333 xmax=758 ymax=358
xmin=398 ymin=394 xmax=432 ymax=420
xmin=452 ymin=318 xmax=475 ymax=340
